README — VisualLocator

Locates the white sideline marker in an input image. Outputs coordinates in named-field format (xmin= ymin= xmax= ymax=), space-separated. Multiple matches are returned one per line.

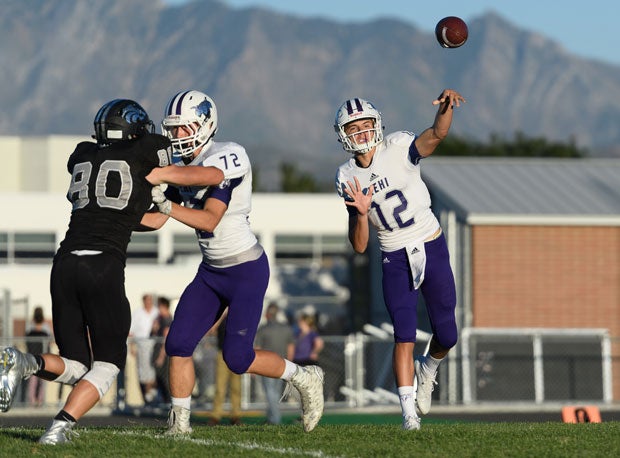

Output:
xmin=112 ymin=430 xmax=335 ymax=457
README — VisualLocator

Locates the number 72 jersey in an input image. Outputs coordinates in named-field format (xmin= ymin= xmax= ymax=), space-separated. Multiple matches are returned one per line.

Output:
xmin=335 ymin=131 xmax=440 ymax=252
xmin=173 ymin=140 xmax=258 ymax=262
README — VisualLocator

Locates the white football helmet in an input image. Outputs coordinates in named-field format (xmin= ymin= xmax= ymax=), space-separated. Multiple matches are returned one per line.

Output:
xmin=161 ymin=90 xmax=218 ymax=161
xmin=334 ymin=98 xmax=384 ymax=154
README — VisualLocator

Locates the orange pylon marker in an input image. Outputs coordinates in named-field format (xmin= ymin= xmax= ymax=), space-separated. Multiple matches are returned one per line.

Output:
xmin=561 ymin=406 xmax=602 ymax=423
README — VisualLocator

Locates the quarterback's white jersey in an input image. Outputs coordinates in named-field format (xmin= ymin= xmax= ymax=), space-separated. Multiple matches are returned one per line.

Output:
xmin=335 ymin=131 xmax=440 ymax=252
xmin=173 ymin=140 xmax=258 ymax=264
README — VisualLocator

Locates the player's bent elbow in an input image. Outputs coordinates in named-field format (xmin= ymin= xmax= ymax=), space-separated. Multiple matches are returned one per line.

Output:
xmin=352 ymin=244 xmax=367 ymax=254
xmin=139 ymin=211 xmax=168 ymax=230
xmin=212 ymin=167 xmax=225 ymax=184
xmin=191 ymin=220 xmax=218 ymax=233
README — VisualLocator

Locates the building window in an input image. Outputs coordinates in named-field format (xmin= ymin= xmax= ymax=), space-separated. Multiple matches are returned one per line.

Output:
xmin=275 ymin=234 xmax=348 ymax=261
xmin=127 ymin=233 xmax=158 ymax=263
xmin=172 ymin=233 xmax=198 ymax=259
xmin=0 ymin=232 xmax=57 ymax=263
xmin=0 ymin=233 xmax=7 ymax=263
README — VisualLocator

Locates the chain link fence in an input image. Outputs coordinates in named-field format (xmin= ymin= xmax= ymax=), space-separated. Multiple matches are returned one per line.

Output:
xmin=0 ymin=329 xmax=615 ymax=411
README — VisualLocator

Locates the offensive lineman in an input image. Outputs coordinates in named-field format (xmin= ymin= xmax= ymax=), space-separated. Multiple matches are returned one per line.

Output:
xmin=141 ymin=90 xmax=325 ymax=435
xmin=0 ymin=99 xmax=223 ymax=444
xmin=334 ymin=90 xmax=464 ymax=430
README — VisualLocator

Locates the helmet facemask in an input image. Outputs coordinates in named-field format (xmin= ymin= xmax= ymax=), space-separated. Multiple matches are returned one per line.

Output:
xmin=339 ymin=120 xmax=382 ymax=154
xmin=163 ymin=119 xmax=215 ymax=164
xmin=162 ymin=91 xmax=218 ymax=164
xmin=334 ymin=98 xmax=384 ymax=154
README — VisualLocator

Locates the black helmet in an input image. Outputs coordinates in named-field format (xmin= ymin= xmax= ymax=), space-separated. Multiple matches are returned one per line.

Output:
xmin=93 ymin=99 xmax=155 ymax=146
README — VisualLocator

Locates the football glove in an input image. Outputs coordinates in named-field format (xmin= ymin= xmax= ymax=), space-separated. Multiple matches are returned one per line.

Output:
xmin=151 ymin=184 xmax=171 ymax=215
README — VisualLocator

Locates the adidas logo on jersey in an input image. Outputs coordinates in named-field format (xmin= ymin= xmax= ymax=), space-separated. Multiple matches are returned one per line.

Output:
xmin=411 ymin=247 xmax=420 ymax=254
xmin=370 ymin=172 xmax=379 ymax=181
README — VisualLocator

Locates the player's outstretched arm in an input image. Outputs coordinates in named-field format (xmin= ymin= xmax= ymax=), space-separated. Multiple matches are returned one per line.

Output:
xmin=415 ymin=89 xmax=465 ymax=157
xmin=162 ymin=198 xmax=227 ymax=234
xmin=146 ymin=165 xmax=224 ymax=187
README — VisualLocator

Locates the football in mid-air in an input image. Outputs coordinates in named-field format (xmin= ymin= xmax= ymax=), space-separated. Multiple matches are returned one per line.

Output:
xmin=435 ymin=16 xmax=468 ymax=48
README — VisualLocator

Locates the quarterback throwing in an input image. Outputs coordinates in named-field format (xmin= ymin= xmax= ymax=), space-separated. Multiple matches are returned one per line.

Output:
xmin=334 ymin=90 xmax=465 ymax=431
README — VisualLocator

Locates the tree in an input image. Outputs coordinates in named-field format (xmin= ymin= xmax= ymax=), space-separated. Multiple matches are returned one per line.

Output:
xmin=436 ymin=131 xmax=586 ymax=158
xmin=280 ymin=163 xmax=322 ymax=192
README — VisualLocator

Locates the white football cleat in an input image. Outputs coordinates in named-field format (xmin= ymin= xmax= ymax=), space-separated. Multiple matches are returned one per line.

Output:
xmin=38 ymin=419 xmax=78 ymax=445
xmin=285 ymin=365 xmax=325 ymax=432
xmin=402 ymin=415 xmax=421 ymax=431
xmin=414 ymin=356 xmax=438 ymax=416
xmin=165 ymin=405 xmax=193 ymax=435
xmin=0 ymin=347 xmax=38 ymax=412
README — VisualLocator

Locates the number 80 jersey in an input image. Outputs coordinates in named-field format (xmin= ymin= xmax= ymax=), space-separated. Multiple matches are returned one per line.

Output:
xmin=335 ymin=131 xmax=440 ymax=251
xmin=58 ymin=134 xmax=172 ymax=260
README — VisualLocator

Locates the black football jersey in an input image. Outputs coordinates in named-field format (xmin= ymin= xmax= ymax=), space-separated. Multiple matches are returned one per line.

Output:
xmin=56 ymin=134 xmax=171 ymax=260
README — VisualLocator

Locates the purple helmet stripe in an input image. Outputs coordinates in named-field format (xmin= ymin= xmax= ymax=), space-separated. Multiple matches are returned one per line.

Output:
xmin=354 ymin=98 xmax=363 ymax=112
xmin=174 ymin=91 xmax=189 ymax=115
xmin=166 ymin=91 xmax=190 ymax=116
xmin=345 ymin=99 xmax=353 ymax=115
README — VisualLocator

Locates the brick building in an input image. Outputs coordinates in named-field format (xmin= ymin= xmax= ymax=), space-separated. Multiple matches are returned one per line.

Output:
xmin=421 ymin=157 xmax=620 ymax=402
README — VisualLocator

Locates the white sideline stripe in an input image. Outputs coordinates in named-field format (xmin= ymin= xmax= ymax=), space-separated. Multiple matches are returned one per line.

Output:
xmin=112 ymin=430 xmax=336 ymax=457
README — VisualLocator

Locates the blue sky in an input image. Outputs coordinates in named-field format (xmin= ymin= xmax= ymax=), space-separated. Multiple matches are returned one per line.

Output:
xmin=165 ymin=0 xmax=620 ymax=66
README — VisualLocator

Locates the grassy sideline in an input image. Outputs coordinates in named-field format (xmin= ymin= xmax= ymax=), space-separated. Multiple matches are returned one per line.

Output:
xmin=1 ymin=421 xmax=618 ymax=457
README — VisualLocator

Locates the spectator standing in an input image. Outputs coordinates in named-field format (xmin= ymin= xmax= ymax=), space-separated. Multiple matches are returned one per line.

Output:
xmin=208 ymin=313 xmax=242 ymax=426
xmin=192 ymin=334 xmax=217 ymax=405
xmin=151 ymin=297 xmax=173 ymax=405
xmin=290 ymin=312 xmax=324 ymax=367
xmin=26 ymin=307 xmax=51 ymax=407
xmin=130 ymin=293 xmax=159 ymax=405
xmin=255 ymin=303 xmax=295 ymax=425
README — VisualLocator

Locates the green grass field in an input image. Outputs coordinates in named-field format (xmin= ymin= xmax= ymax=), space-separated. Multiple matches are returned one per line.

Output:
xmin=1 ymin=415 xmax=619 ymax=458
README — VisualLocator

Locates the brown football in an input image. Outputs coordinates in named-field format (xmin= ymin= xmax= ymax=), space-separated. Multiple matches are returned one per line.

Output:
xmin=435 ymin=16 xmax=468 ymax=48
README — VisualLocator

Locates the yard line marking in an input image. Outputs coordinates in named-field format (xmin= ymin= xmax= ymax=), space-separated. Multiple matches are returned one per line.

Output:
xmin=112 ymin=430 xmax=338 ymax=457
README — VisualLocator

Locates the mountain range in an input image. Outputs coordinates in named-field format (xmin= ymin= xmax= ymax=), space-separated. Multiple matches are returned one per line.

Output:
xmin=2 ymin=0 xmax=619 ymax=188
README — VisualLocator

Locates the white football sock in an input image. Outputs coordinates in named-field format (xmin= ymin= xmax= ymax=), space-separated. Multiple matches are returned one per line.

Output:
xmin=280 ymin=359 xmax=298 ymax=381
xmin=398 ymin=386 xmax=418 ymax=418
xmin=423 ymin=354 xmax=442 ymax=374
xmin=171 ymin=396 xmax=191 ymax=410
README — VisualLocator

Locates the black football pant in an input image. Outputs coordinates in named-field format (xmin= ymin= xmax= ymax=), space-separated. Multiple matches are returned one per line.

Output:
xmin=50 ymin=252 xmax=131 ymax=370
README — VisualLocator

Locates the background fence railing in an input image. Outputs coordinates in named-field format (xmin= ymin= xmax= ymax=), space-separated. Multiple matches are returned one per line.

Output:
xmin=1 ymin=326 xmax=613 ymax=412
